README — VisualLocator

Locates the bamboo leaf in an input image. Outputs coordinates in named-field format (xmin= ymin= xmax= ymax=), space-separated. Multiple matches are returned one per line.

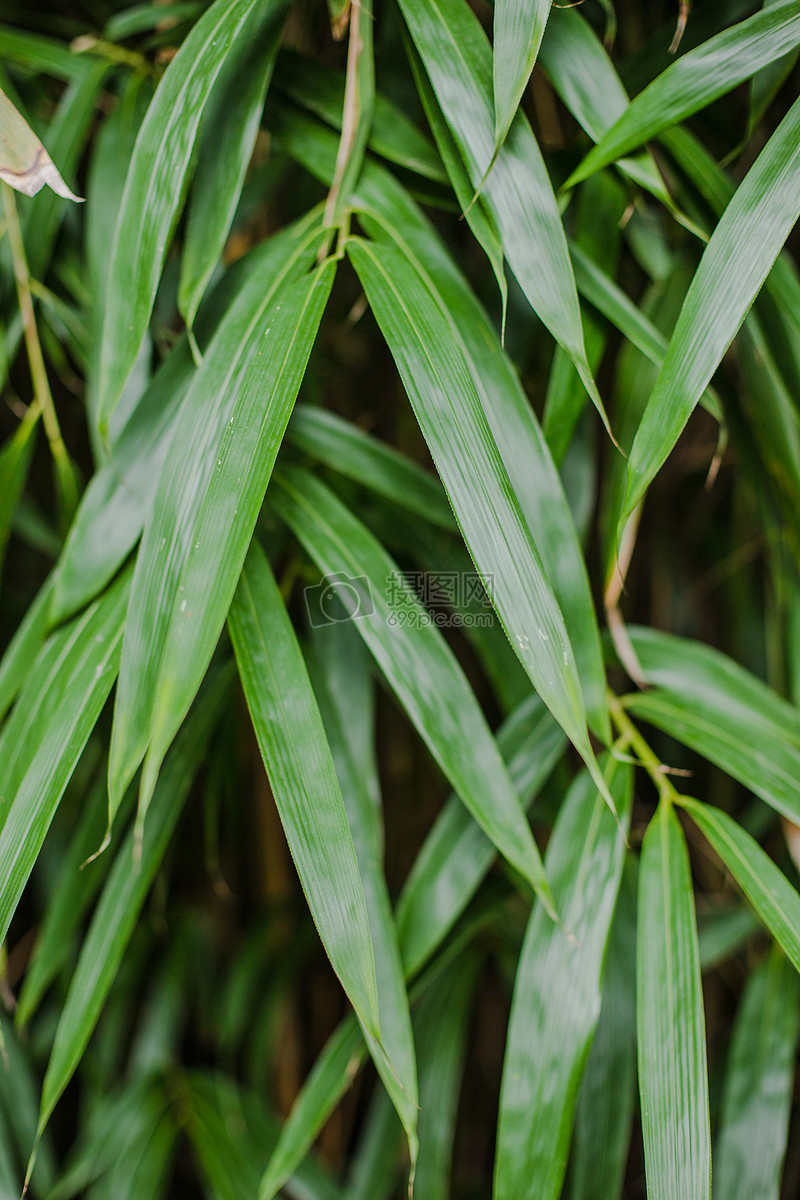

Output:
xmin=492 ymin=0 xmax=551 ymax=151
xmin=183 ymin=1073 xmax=341 ymax=1200
xmin=258 ymin=1017 xmax=366 ymax=1200
xmin=353 ymin=166 xmax=609 ymax=741
xmin=621 ymin=93 xmax=800 ymax=528
xmin=0 ymin=574 xmax=54 ymax=726
xmin=494 ymin=758 xmax=631 ymax=1200
xmin=271 ymin=466 xmax=555 ymax=912
xmin=623 ymin=626 xmax=800 ymax=824
xmin=305 ymin=624 xmax=418 ymax=1159
xmin=347 ymin=236 xmax=613 ymax=804
xmin=35 ymin=665 xmax=231 ymax=1141
xmin=53 ymin=214 xmax=321 ymax=625
xmin=567 ymin=0 xmax=800 ymax=187
xmin=413 ymin=950 xmax=481 ymax=1200
xmin=714 ymin=946 xmax=800 ymax=1200
xmin=567 ymin=864 xmax=637 ymax=1200
xmin=228 ymin=542 xmax=380 ymax=1040
xmin=0 ymin=568 xmax=130 ymax=947
xmin=96 ymin=0 xmax=270 ymax=428
xmin=678 ymin=797 xmax=800 ymax=976
xmin=179 ymin=0 xmax=287 ymax=329
xmin=396 ymin=693 xmax=565 ymax=979
xmin=637 ymin=802 xmax=710 ymax=1200
xmin=287 ymin=406 xmax=456 ymax=531
xmin=15 ymin=774 xmax=126 ymax=1026
xmin=107 ymin=240 xmax=332 ymax=831
xmin=397 ymin=0 xmax=606 ymax=423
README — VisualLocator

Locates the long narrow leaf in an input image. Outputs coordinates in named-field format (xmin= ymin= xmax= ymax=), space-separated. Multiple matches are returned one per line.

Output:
xmin=228 ymin=542 xmax=380 ymax=1039
xmin=397 ymin=0 xmax=605 ymax=419
xmin=492 ymin=0 xmax=551 ymax=151
xmin=494 ymin=758 xmax=631 ymax=1200
xmin=679 ymin=797 xmax=800 ymax=975
xmin=179 ymin=0 xmax=287 ymax=328
xmin=567 ymin=0 xmax=800 ymax=186
xmin=108 ymin=241 xmax=332 ymax=828
xmin=35 ymin=665 xmax=232 ymax=1140
xmin=714 ymin=946 xmax=800 ymax=1200
xmin=271 ymin=466 xmax=555 ymax=912
xmin=0 ymin=569 xmax=130 ymax=946
xmin=621 ymin=95 xmax=800 ymax=527
xmin=96 ymin=0 xmax=268 ymax=427
xmin=637 ymin=802 xmax=710 ymax=1200
xmin=348 ymin=236 xmax=612 ymax=804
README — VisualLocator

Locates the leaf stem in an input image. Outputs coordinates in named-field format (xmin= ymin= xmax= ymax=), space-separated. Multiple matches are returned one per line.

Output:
xmin=2 ymin=183 xmax=78 ymax=516
xmin=607 ymin=689 xmax=679 ymax=805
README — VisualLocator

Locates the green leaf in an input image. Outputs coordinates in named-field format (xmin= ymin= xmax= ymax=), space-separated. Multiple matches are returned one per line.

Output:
xmin=494 ymin=758 xmax=631 ymax=1200
xmin=257 ymin=1017 xmax=366 ymax=1200
xmin=96 ymin=0 xmax=269 ymax=428
xmin=15 ymin=773 xmax=126 ymax=1026
xmin=540 ymin=8 xmax=698 ymax=225
xmin=271 ymin=50 xmax=447 ymax=184
xmin=305 ymin=623 xmax=418 ymax=1159
xmin=108 ymin=241 xmax=333 ymax=831
xmin=272 ymin=466 xmax=555 ymax=911
xmin=678 ymin=797 xmax=800 ymax=976
xmin=714 ymin=946 xmax=800 ymax=1200
xmin=0 ymin=568 xmax=130 ymax=947
xmin=0 ymin=574 xmax=54 ymax=726
xmin=228 ymin=542 xmax=380 ymax=1039
xmin=397 ymin=0 xmax=607 ymax=423
xmin=567 ymin=863 xmax=637 ymax=1200
xmin=405 ymin=37 xmax=508 ymax=319
xmin=492 ymin=0 xmax=551 ymax=151
xmin=183 ymin=1072 xmax=341 ymax=1200
xmin=623 ymin=626 xmax=800 ymax=825
xmin=396 ymin=693 xmax=565 ymax=979
xmin=287 ymin=405 xmax=456 ymax=531
xmin=566 ymin=0 xmax=800 ymax=187
xmin=353 ymin=166 xmax=609 ymax=740
xmin=35 ymin=665 xmax=231 ymax=1141
xmin=569 ymin=244 xmax=721 ymax=423
xmin=637 ymin=802 xmax=710 ymax=1200
xmin=53 ymin=214 xmax=320 ymax=625
xmin=347 ymin=236 xmax=612 ymax=801
xmin=179 ymin=0 xmax=287 ymax=329
xmin=84 ymin=72 xmax=152 ymax=453
xmin=413 ymin=950 xmax=481 ymax=1200
xmin=621 ymin=93 xmax=800 ymax=526
xmin=104 ymin=3 xmax=202 ymax=41
xmin=0 ymin=415 xmax=37 ymax=584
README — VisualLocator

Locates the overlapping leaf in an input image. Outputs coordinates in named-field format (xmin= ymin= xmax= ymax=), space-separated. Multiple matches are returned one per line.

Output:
xmin=620 ymin=93 xmax=800 ymax=528
xmin=495 ymin=759 xmax=631 ymax=1200
xmin=271 ymin=466 xmax=554 ymax=910
xmin=228 ymin=543 xmax=380 ymax=1040
xmin=348 ymin=236 xmax=613 ymax=803
xmin=108 ymin=234 xmax=333 ymax=830
xmin=567 ymin=0 xmax=800 ymax=186
xmin=96 ymin=0 xmax=273 ymax=427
